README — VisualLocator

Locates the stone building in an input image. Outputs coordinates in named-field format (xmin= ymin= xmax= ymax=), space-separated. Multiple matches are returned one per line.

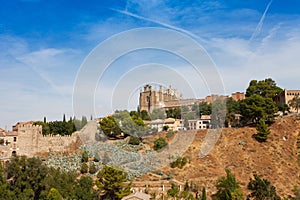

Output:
xmin=139 ymin=84 xmax=179 ymax=113
xmin=205 ymin=94 xmax=228 ymax=104
xmin=231 ymin=92 xmax=245 ymax=101
xmin=0 ymin=121 xmax=78 ymax=159
xmin=274 ymin=89 xmax=300 ymax=112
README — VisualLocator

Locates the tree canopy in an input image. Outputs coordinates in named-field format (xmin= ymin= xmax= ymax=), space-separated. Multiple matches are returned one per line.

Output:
xmin=247 ymin=174 xmax=280 ymax=200
xmin=1 ymin=156 xmax=98 ymax=200
xmin=246 ymin=78 xmax=282 ymax=99
xmin=96 ymin=165 xmax=131 ymax=200
xmin=99 ymin=110 xmax=153 ymax=139
xmin=34 ymin=115 xmax=87 ymax=136
xmin=214 ymin=169 xmax=244 ymax=200
xmin=241 ymin=78 xmax=282 ymax=124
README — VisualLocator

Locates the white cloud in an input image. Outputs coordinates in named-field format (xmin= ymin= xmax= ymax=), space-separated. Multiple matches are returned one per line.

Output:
xmin=0 ymin=35 xmax=81 ymax=128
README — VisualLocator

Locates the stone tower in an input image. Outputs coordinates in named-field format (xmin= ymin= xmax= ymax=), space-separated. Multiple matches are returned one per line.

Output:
xmin=139 ymin=84 xmax=178 ymax=113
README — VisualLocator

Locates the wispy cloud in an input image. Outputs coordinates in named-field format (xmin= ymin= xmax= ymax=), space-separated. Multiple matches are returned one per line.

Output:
xmin=111 ymin=8 xmax=205 ymax=42
xmin=249 ymin=0 xmax=274 ymax=42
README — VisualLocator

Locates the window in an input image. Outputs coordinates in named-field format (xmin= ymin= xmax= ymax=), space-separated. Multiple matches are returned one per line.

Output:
xmin=12 ymin=151 xmax=17 ymax=156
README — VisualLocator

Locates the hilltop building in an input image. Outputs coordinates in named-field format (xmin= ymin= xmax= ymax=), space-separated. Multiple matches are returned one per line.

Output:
xmin=205 ymin=94 xmax=228 ymax=103
xmin=139 ymin=84 xmax=245 ymax=113
xmin=188 ymin=115 xmax=211 ymax=130
xmin=139 ymin=84 xmax=179 ymax=113
xmin=274 ymin=89 xmax=300 ymax=112
xmin=231 ymin=92 xmax=246 ymax=101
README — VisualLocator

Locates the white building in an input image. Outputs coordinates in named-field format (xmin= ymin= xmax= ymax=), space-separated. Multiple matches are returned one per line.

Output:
xmin=188 ymin=115 xmax=211 ymax=130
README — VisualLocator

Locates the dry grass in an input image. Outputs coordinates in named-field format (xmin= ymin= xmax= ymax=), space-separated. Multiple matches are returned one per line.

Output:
xmin=137 ymin=115 xmax=300 ymax=198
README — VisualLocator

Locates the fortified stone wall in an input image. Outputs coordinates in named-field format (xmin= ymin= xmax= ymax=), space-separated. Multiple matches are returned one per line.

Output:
xmin=36 ymin=134 xmax=78 ymax=153
xmin=17 ymin=124 xmax=41 ymax=156
xmin=16 ymin=124 xmax=78 ymax=157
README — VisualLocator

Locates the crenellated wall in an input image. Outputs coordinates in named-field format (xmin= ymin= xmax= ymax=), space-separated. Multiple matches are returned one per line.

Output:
xmin=16 ymin=124 xmax=78 ymax=157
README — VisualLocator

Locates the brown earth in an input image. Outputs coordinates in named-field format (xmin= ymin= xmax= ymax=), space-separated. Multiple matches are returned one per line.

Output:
xmin=137 ymin=115 xmax=300 ymax=198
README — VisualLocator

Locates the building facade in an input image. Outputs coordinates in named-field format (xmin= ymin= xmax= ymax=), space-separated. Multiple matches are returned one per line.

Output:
xmin=0 ymin=121 xmax=78 ymax=159
xmin=139 ymin=84 xmax=179 ymax=113
xmin=231 ymin=92 xmax=245 ymax=101
xmin=188 ymin=115 xmax=211 ymax=130
xmin=274 ymin=89 xmax=300 ymax=112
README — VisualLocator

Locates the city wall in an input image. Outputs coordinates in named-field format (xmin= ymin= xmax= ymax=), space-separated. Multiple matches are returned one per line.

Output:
xmin=16 ymin=124 xmax=79 ymax=157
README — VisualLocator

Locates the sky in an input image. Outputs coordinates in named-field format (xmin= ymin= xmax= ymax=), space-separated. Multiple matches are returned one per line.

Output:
xmin=0 ymin=0 xmax=300 ymax=128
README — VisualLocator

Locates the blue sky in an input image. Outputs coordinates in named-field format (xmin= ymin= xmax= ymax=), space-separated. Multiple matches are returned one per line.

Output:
xmin=0 ymin=0 xmax=300 ymax=128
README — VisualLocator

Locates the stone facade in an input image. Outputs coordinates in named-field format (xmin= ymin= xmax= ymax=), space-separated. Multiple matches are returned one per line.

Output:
xmin=274 ymin=89 xmax=300 ymax=112
xmin=139 ymin=84 xmax=179 ymax=113
xmin=231 ymin=92 xmax=245 ymax=101
xmin=0 ymin=122 xmax=78 ymax=159
xmin=205 ymin=94 xmax=228 ymax=104
xmin=139 ymin=84 xmax=245 ymax=114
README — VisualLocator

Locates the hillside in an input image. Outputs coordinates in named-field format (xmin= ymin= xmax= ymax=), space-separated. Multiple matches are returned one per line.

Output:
xmin=138 ymin=115 xmax=300 ymax=198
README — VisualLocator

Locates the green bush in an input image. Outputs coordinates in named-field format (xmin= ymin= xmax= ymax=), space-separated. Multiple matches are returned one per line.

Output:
xmin=81 ymin=151 xmax=89 ymax=163
xmin=166 ymin=130 xmax=174 ymax=138
xmin=255 ymin=118 xmax=270 ymax=142
xmin=80 ymin=163 xmax=88 ymax=174
xmin=128 ymin=135 xmax=141 ymax=145
xmin=89 ymin=163 xmax=97 ymax=174
xmin=170 ymin=157 xmax=188 ymax=169
xmin=154 ymin=137 xmax=168 ymax=151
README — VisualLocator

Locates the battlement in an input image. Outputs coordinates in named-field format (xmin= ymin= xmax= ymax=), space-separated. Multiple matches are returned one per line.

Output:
xmin=17 ymin=124 xmax=42 ymax=130
xmin=42 ymin=134 xmax=74 ymax=138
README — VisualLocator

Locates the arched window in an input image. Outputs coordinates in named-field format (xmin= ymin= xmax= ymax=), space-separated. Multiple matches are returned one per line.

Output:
xmin=12 ymin=151 xmax=17 ymax=156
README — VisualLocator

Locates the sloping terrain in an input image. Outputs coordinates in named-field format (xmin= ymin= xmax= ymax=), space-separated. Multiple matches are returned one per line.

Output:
xmin=139 ymin=115 xmax=300 ymax=198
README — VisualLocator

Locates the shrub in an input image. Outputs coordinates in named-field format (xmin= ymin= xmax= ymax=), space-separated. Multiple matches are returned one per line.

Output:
xmin=255 ymin=118 xmax=270 ymax=142
xmin=89 ymin=163 xmax=98 ymax=174
xmin=247 ymin=174 xmax=280 ymax=200
xmin=154 ymin=137 xmax=168 ymax=151
xmin=81 ymin=151 xmax=89 ymax=163
xmin=80 ymin=162 xmax=88 ymax=174
xmin=128 ymin=135 xmax=141 ymax=145
xmin=166 ymin=130 xmax=174 ymax=138
xmin=170 ymin=157 xmax=188 ymax=169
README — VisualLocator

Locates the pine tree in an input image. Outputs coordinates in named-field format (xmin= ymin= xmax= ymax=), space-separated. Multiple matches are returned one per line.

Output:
xmin=63 ymin=114 xmax=66 ymax=123
xmin=255 ymin=118 xmax=270 ymax=142
xmin=215 ymin=169 xmax=244 ymax=200
xmin=201 ymin=187 xmax=207 ymax=200
xmin=247 ymin=174 xmax=280 ymax=200
xmin=96 ymin=165 xmax=131 ymax=200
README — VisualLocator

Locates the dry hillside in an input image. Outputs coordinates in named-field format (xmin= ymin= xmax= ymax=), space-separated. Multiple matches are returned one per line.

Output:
xmin=139 ymin=115 xmax=300 ymax=198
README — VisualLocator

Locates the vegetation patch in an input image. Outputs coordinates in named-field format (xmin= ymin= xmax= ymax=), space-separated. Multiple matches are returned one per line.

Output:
xmin=154 ymin=137 xmax=168 ymax=151
xmin=170 ymin=156 xmax=188 ymax=169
